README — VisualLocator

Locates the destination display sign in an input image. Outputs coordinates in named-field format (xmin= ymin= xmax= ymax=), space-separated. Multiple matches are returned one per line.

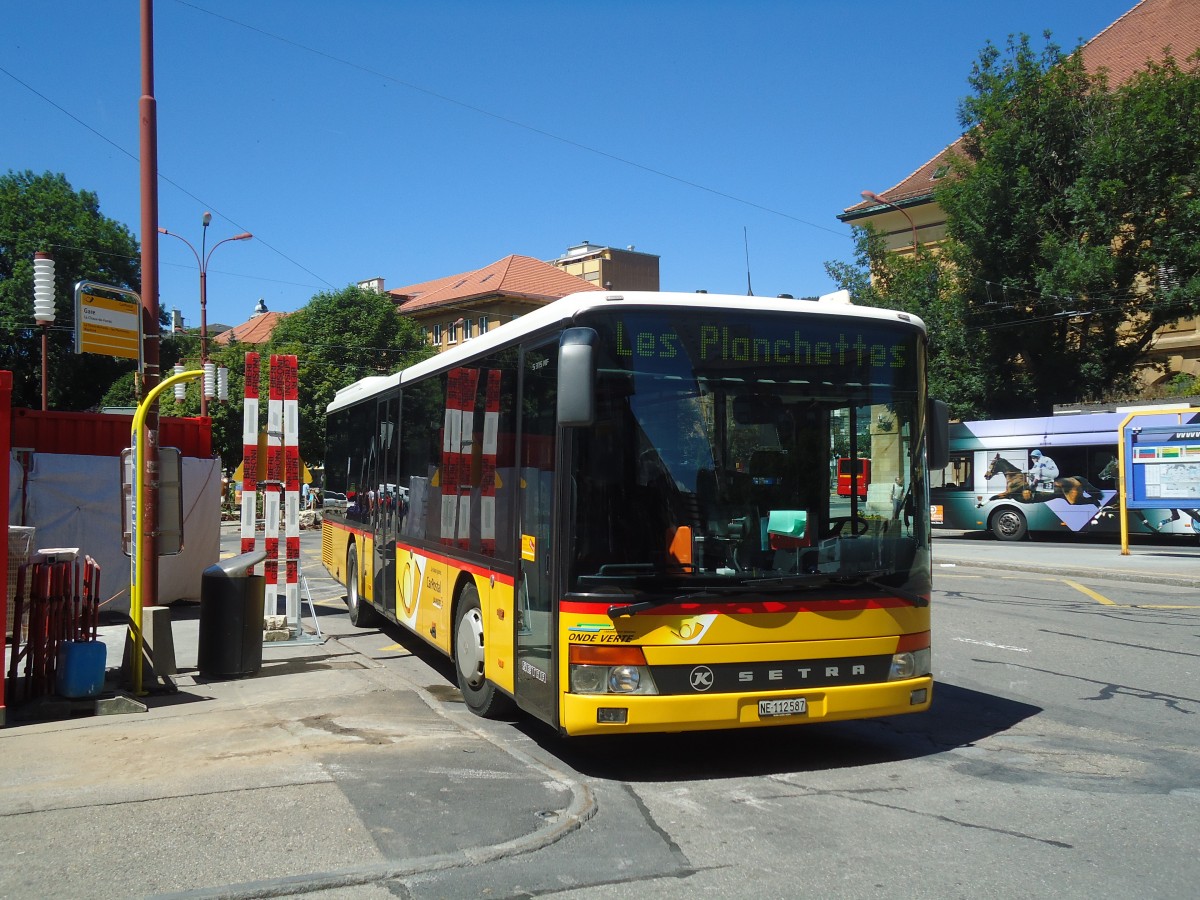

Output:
xmin=593 ymin=310 xmax=919 ymax=388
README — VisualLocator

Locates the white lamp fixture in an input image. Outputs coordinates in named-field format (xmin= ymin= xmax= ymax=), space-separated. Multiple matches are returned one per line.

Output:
xmin=33 ymin=253 xmax=56 ymax=323
xmin=34 ymin=251 xmax=56 ymax=410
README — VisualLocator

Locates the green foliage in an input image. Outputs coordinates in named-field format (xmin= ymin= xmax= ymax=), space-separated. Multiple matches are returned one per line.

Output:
xmin=939 ymin=36 xmax=1200 ymax=414
xmin=826 ymin=227 xmax=990 ymax=420
xmin=828 ymin=35 xmax=1200 ymax=418
xmin=262 ymin=285 xmax=433 ymax=465
xmin=0 ymin=171 xmax=142 ymax=409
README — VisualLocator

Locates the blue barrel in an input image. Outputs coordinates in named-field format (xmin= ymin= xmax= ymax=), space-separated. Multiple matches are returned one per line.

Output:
xmin=57 ymin=640 xmax=107 ymax=698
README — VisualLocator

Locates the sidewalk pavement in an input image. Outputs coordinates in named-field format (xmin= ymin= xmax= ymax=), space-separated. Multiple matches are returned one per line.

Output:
xmin=1 ymin=527 xmax=1192 ymax=896
xmin=0 ymin=535 xmax=594 ymax=899
xmin=932 ymin=529 xmax=1199 ymax=587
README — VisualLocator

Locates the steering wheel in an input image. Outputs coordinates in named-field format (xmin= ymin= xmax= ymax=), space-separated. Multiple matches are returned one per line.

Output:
xmin=827 ymin=515 xmax=870 ymax=538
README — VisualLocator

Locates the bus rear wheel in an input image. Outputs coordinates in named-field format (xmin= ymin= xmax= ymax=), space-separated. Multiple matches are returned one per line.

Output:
xmin=346 ymin=544 xmax=378 ymax=627
xmin=454 ymin=583 xmax=514 ymax=719
xmin=990 ymin=507 xmax=1028 ymax=542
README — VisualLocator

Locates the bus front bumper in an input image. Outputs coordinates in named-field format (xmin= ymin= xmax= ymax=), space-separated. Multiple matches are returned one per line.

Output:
xmin=560 ymin=677 xmax=933 ymax=736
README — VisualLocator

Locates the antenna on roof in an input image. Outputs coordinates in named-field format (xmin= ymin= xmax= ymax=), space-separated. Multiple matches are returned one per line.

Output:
xmin=744 ymin=226 xmax=754 ymax=296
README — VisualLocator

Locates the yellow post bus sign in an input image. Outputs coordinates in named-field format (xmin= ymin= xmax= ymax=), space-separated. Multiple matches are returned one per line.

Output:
xmin=74 ymin=281 xmax=142 ymax=363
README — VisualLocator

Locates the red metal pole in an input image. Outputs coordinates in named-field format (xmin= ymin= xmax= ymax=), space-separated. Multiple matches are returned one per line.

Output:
xmin=140 ymin=0 xmax=161 ymax=607
xmin=40 ymin=325 xmax=49 ymax=411
xmin=1 ymin=369 xmax=10 ymax=720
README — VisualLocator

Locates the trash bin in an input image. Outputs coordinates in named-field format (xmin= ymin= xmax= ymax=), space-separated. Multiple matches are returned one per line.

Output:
xmin=197 ymin=550 xmax=267 ymax=678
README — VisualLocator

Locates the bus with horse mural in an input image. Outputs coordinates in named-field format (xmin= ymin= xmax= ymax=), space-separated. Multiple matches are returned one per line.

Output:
xmin=930 ymin=410 xmax=1200 ymax=541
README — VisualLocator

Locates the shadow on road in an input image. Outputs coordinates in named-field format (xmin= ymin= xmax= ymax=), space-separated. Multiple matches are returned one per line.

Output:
xmin=368 ymin=616 xmax=1041 ymax=782
xmin=529 ymin=682 xmax=1040 ymax=781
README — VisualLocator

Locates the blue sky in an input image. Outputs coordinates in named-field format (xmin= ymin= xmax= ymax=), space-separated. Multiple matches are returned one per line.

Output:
xmin=2 ymin=0 xmax=1139 ymax=331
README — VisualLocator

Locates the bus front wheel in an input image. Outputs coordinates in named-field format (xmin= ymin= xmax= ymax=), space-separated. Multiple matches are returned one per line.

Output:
xmin=454 ymin=583 xmax=514 ymax=718
xmin=346 ymin=544 xmax=378 ymax=627
xmin=990 ymin=508 xmax=1028 ymax=542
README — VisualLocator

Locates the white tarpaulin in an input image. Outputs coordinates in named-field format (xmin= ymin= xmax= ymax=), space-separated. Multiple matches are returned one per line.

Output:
xmin=19 ymin=452 xmax=221 ymax=613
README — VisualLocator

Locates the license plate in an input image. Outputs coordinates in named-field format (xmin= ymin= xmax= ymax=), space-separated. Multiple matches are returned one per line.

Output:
xmin=758 ymin=697 xmax=807 ymax=717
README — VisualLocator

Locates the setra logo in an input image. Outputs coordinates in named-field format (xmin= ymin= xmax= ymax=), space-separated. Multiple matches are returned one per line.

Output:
xmin=689 ymin=666 xmax=715 ymax=692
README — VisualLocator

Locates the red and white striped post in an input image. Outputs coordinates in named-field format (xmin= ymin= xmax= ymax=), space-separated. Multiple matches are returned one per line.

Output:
xmin=240 ymin=353 xmax=260 ymax=570
xmin=282 ymin=355 xmax=301 ymax=625
xmin=264 ymin=356 xmax=284 ymax=611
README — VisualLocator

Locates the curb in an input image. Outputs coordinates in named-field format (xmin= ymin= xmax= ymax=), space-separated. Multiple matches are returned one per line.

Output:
xmin=149 ymin=632 xmax=598 ymax=900
xmin=933 ymin=555 xmax=1198 ymax=588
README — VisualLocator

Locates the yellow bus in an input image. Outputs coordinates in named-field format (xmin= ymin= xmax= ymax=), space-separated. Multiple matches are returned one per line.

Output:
xmin=321 ymin=290 xmax=948 ymax=736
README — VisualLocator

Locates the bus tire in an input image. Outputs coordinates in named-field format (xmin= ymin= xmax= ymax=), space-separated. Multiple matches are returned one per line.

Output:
xmin=990 ymin=507 xmax=1028 ymax=542
xmin=454 ymin=582 xmax=514 ymax=718
xmin=346 ymin=543 xmax=379 ymax=627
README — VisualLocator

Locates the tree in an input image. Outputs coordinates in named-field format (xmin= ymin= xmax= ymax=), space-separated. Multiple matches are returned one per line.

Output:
xmin=938 ymin=36 xmax=1200 ymax=415
xmin=829 ymin=36 xmax=1200 ymax=418
xmin=826 ymin=227 xmax=991 ymax=420
xmin=0 ymin=171 xmax=142 ymax=410
xmin=264 ymin=285 xmax=433 ymax=464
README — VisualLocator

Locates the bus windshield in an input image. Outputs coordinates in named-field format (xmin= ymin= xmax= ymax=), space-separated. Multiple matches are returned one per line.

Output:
xmin=567 ymin=308 xmax=928 ymax=595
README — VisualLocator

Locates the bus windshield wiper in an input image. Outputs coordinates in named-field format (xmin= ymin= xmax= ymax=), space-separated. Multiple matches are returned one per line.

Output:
xmin=832 ymin=572 xmax=929 ymax=608
xmin=607 ymin=577 xmax=839 ymax=616
xmin=607 ymin=588 xmax=738 ymax=618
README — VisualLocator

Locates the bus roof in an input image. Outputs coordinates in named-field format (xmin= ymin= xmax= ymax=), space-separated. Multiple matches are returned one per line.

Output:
xmin=328 ymin=289 xmax=927 ymax=414
xmin=950 ymin=409 xmax=1200 ymax=450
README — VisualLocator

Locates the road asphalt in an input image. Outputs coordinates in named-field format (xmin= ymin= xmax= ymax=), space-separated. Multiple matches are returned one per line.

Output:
xmin=0 ymin=524 xmax=1194 ymax=897
xmin=931 ymin=527 xmax=1200 ymax=588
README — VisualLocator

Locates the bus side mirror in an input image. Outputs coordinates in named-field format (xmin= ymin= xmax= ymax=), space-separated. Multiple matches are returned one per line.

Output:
xmin=558 ymin=327 xmax=598 ymax=427
xmin=927 ymin=398 xmax=949 ymax=470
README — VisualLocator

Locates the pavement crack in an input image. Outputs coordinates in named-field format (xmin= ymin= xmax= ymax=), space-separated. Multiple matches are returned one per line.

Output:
xmin=769 ymin=781 xmax=1072 ymax=849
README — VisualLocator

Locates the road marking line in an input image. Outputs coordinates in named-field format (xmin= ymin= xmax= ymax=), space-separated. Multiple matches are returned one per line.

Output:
xmin=1063 ymin=579 xmax=1117 ymax=606
xmin=953 ymin=637 xmax=1030 ymax=653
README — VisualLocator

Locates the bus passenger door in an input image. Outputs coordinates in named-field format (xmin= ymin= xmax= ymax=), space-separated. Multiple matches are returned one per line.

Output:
xmin=514 ymin=341 xmax=558 ymax=723
xmin=372 ymin=392 xmax=399 ymax=614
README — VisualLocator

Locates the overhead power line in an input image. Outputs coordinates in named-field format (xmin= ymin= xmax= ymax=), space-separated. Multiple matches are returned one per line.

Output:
xmin=172 ymin=0 xmax=848 ymax=240
xmin=0 ymin=63 xmax=337 ymax=291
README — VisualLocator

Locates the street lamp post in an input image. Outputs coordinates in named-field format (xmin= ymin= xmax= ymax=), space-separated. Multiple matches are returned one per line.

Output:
xmin=860 ymin=190 xmax=919 ymax=252
xmin=159 ymin=215 xmax=252 ymax=415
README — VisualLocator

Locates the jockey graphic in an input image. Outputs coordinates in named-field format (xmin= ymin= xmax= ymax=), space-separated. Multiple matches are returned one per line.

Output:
xmin=1027 ymin=449 xmax=1059 ymax=493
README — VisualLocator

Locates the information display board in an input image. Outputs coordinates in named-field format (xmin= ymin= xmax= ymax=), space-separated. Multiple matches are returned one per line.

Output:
xmin=1122 ymin=422 xmax=1200 ymax=508
xmin=74 ymin=281 xmax=142 ymax=362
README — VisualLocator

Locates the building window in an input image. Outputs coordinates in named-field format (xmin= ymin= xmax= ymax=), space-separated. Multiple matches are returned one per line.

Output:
xmin=465 ymin=319 xmax=474 ymax=339
xmin=432 ymin=324 xmax=442 ymax=346
xmin=478 ymin=316 xmax=488 ymax=335
xmin=448 ymin=322 xmax=459 ymax=344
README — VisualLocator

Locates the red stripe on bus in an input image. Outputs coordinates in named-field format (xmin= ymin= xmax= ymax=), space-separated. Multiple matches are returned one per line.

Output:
xmin=325 ymin=521 xmax=515 ymax=586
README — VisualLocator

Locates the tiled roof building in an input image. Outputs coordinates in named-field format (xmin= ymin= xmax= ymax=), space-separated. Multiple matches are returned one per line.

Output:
xmin=389 ymin=254 xmax=600 ymax=352
xmin=211 ymin=300 xmax=286 ymax=346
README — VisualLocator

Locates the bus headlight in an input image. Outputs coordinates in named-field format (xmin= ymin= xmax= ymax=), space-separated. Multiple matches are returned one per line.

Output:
xmin=889 ymin=632 xmax=931 ymax=680
xmin=570 ymin=665 xmax=609 ymax=694
xmin=609 ymin=665 xmax=642 ymax=693
xmin=568 ymin=645 xmax=659 ymax=695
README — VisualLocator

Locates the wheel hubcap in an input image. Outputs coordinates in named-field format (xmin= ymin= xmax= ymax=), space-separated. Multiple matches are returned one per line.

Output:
xmin=456 ymin=608 xmax=485 ymax=689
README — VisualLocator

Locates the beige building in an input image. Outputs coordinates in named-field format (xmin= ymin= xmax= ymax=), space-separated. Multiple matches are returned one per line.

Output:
xmin=387 ymin=255 xmax=601 ymax=353
xmin=839 ymin=0 xmax=1200 ymax=388
xmin=549 ymin=241 xmax=660 ymax=291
